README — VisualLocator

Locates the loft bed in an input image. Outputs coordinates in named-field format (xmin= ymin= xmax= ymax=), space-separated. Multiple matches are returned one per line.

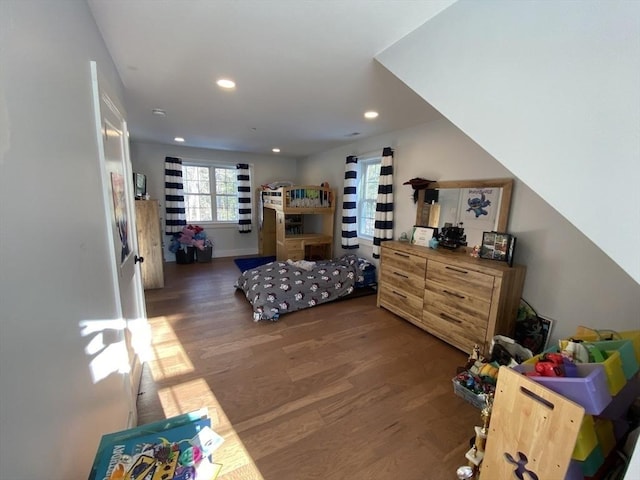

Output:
xmin=262 ymin=184 xmax=334 ymax=213
xmin=259 ymin=185 xmax=336 ymax=261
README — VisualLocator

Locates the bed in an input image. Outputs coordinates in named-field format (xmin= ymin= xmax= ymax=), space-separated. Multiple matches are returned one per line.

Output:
xmin=235 ymin=254 xmax=376 ymax=321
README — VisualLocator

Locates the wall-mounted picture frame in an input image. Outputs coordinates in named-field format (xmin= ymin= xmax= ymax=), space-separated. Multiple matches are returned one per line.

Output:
xmin=411 ymin=226 xmax=436 ymax=247
xmin=480 ymin=231 xmax=516 ymax=266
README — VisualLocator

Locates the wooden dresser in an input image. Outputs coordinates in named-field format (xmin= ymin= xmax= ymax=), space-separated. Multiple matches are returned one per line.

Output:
xmin=377 ymin=241 xmax=526 ymax=355
xmin=134 ymin=200 xmax=164 ymax=289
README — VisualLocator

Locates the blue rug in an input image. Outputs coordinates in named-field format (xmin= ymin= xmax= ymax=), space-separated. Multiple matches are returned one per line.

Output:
xmin=234 ymin=256 xmax=276 ymax=272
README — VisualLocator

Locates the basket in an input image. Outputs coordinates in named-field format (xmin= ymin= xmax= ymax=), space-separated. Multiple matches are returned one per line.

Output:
xmin=175 ymin=247 xmax=196 ymax=264
xmin=196 ymin=245 xmax=213 ymax=263
xmin=452 ymin=378 xmax=488 ymax=410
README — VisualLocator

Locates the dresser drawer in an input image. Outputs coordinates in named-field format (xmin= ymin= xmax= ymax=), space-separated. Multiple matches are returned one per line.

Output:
xmin=425 ymin=259 xmax=495 ymax=301
xmin=379 ymin=284 xmax=424 ymax=324
xmin=422 ymin=309 xmax=488 ymax=354
xmin=380 ymin=263 xmax=424 ymax=298
xmin=425 ymin=279 xmax=491 ymax=324
xmin=381 ymin=248 xmax=426 ymax=277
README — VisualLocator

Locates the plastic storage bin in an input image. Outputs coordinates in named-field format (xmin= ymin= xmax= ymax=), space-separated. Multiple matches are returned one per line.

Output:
xmin=590 ymin=339 xmax=639 ymax=379
xmin=572 ymin=415 xmax=597 ymax=461
xmin=512 ymin=363 xmax=611 ymax=415
xmin=565 ymin=459 xmax=583 ymax=480
xmin=526 ymin=347 xmax=626 ymax=396
xmin=578 ymin=444 xmax=605 ymax=477
xmin=594 ymin=418 xmax=616 ymax=456
xmin=572 ymin=327 xmax=640 ymax=364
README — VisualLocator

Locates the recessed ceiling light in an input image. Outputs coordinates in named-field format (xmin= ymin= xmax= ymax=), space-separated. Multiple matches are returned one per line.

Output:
xmin=174 ymin=137 xmax=185 ymax=143
xmin=272 ymin=148 xmax=281 ymax=153
xmin=364 ymin=111 xmax=379 ymax=119
xmin=152 ymin=108 xmax=166 ymax=117
xmin=216 ymin=78 xmax=236 ymax=89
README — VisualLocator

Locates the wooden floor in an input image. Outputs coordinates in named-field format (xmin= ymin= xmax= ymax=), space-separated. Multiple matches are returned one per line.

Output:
xmin=138 ymin=257 xmax=479 ymax=479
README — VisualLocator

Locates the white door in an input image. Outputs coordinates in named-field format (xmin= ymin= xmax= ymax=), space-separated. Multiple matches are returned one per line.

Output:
xmin=91 ymin=61 xmax=146 ymax=426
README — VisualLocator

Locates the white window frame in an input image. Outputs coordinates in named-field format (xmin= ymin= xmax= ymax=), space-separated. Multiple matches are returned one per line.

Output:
xmin=356 ymin=155 xmax=381 ymax=241
xmin=182 ymin=161 xmax=243 ymax=226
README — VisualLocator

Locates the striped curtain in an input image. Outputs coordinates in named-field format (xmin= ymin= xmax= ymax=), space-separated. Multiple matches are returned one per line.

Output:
xmin=372 ymin=147 xmax=394 ymax=259
xmin=236 ymin=163 xmax=252 ymax=233
xmin=164 ymin=156 xmax=187 ymax=235
xmin=341 ymin=155 xmax=359 ymax=249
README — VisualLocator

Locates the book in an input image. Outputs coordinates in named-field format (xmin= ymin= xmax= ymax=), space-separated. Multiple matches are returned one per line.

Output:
xmin=89 ymin=410 xmax=224 ymax=480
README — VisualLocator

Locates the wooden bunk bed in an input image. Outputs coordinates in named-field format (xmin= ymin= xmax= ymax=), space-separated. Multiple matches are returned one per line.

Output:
xmin=259 ymin=185 xmax=336 ymax=261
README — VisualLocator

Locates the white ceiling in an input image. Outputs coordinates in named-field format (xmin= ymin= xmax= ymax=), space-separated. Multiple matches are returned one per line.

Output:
xmin=88 ymin=0 xmax=455 ymax=158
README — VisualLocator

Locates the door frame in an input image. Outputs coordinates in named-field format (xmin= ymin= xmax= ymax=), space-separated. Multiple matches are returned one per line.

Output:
xmin=90 ymin=61 xmax=147 ymax=427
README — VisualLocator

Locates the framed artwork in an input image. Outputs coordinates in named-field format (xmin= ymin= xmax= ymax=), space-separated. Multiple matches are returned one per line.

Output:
xmin=514 ymin=299 xmax=554 ymax=355
xmin=110 ymin=172 xmax=131 ymax=265
xmin=411 ymin=226 xmax=436 ymax=247
xmin=480 ymin=231 xmax=516 ymax=266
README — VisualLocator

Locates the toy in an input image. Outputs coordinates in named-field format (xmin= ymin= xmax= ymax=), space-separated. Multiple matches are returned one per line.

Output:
xmin=466 ymin=192 xmax=491 ymax=218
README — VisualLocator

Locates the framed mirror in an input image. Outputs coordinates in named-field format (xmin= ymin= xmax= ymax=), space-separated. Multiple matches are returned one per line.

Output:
xmin=415 ymin=178 xmax=514 ymax=247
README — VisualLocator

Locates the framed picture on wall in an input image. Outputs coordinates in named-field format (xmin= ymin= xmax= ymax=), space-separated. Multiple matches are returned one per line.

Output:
xmin=480 ymin=231 xmax=516 ymax=266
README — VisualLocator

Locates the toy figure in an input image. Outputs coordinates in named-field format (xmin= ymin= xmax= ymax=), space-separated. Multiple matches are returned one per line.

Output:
xmin=467 ymin=192 xmax=491 ymax=218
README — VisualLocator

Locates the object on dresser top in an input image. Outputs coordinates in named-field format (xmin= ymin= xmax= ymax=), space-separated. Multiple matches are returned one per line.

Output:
xmin=438 ymin=223 xmax=467 ymax=250
xmin=479 ymin=231 xmax=516 ymax=267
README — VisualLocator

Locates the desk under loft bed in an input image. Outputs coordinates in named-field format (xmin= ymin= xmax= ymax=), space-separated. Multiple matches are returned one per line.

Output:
xmin=258 ymin=185 xmax=336 ymax=261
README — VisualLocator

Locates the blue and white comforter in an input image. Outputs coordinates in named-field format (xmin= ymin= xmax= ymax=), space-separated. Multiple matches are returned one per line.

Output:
xmin=235 ymin=254 xmax=373 ymax=321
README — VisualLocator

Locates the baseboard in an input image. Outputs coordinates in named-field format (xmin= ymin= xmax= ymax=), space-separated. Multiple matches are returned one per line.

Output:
xmin=167 ymin=247 xmax=258 ymax=262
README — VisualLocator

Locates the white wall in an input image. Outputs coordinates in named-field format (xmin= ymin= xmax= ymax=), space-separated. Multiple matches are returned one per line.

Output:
xmin=299 ymin=118 xmax=640 ymax=343
xmin=377 ymin=0 xmax=640 ymax=284
xmin=130 ymin=141 xmax=299 ymax=259
xmin=0 ymin=1 xmax=135 ymax=478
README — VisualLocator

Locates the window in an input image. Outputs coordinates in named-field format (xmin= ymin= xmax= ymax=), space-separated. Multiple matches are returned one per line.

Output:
xmin=183 ymin=163 xmax=239 ymax=223
xmin=357 ymin=157 xmax=381 ymax=239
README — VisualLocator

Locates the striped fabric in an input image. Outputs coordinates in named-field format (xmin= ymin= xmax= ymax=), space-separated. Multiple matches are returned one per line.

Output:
xmin=341 ymin=155 xmax=359 ymax=250
xmin=236 ymin=163 xmax=252 ymax=233
xmin=372 ymin=147 xmax=394 ymax=259
xmin=164 ymin=156 xmax=187 ymax=235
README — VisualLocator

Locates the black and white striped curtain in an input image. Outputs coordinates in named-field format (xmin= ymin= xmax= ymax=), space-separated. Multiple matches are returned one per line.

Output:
xmin=164 ymin=156 xmax=187 ymax=235
xmin=372 ymin=147 xmax=394 ymax=259
xmin=236 ymin=163 xmax=252 ymax=233
xmin=341 ymin=155 xmax=359 ymax=250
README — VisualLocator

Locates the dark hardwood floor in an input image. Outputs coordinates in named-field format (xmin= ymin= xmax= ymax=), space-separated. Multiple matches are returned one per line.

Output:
xmin=137 ymin=257 xmax=479 ymax=479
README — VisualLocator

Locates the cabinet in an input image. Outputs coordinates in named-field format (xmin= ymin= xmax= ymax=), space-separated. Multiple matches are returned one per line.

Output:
xmin=260 ymin=185 xmax=335 ymax=261
xmin=377 ymin=241 xmax=526 ymax=355
xmin=134 ymin=200 xmax=164 ymax=289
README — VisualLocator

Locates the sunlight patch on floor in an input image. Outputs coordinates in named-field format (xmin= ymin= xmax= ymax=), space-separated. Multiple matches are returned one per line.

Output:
xmin=146 ymin=313 xmax=264 ymax=478
xmin=158 ymin=378 xmax=265 ymax=479
xmin=147 ymin=315 xmax=195 ymax=380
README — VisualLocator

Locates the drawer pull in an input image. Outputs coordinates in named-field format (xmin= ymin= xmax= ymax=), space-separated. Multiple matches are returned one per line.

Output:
xmin=439 ymin=313 xmax=462 ymax=324
xmin=393 ymin=252 xmax=410 ymax=258
xmin=391 ymin=290 xmax=407 ymax=299
xmin=443 ymin=289 xmax=465 ymax=299
xmin=393 ymin=271 xmax=409 ymax=279
xmin=445 ymin=266 xmax=469 ymax=274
